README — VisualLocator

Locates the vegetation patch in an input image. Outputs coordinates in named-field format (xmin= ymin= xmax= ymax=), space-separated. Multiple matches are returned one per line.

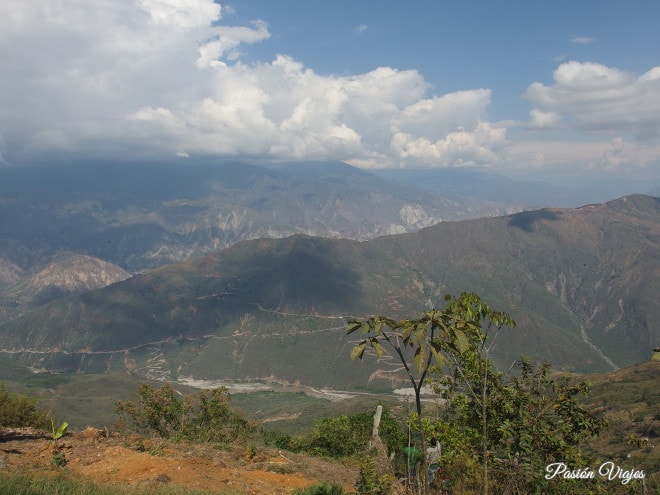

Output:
xmin=115 ymin=383 xmax=258 ymax=444
xmin=0 ymin=383 xmax=50 ymax=430
xmin=0 ymin=472 xmax=230 ymax=495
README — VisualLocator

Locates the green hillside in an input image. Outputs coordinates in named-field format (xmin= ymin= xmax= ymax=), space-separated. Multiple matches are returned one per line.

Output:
xmin=0 ymin=195 xmax=657 ymax=390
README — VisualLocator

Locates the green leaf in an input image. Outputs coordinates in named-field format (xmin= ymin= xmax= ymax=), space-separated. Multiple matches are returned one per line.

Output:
xmin=371 ymin=338 xmax=386 ymax=358
xmin=412 ymin=322 xmax=427 ymax=346
xmin=360 ymin=323 xmax=373 ymax=335
xmin=413 ymin=346 xmax=427 ymax=373
xmin=346 ymin=321 xmax=362 ymax=335
xmin=453 ymin=329 xmax=470 ymax=354
xmin=401 ymin=323 xmax=414 ymax=342
xmin=430 ymin=344 xmax=446 ymax=368
xmin=51 ymin=420 xmax=68 ymax=440
xmin=350 ymin=342 xmax=367 ymax=361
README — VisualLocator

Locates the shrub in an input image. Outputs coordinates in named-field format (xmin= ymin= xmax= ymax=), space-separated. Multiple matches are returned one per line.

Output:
xmin=51 ymin=450 xmax=67 ymax=468
xmin=263 ymin=429 xmax=293 ymax=450
xmin=287 ymin=408 xmax=405 ymax=458
xmin=0 ymin=383 xmax=51 ymax=429
xmin=355 ymin=455 xmax=392 ymax=495
xmin=293 ymin=483 xmax=345 ymax=495
xmin=115 ymin=383 xmax=258 ymax=443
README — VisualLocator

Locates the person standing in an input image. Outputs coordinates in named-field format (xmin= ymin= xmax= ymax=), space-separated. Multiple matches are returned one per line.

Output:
xmin=426 ymin=437 xmax=441 ymax=484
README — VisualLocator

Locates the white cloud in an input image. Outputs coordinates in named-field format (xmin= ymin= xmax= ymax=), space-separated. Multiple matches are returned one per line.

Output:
xmin=137 ymin=0 xmax=221 ymax=28
xmin=525 ymin=61 xmax=660 ymax=139
xmin=0 ymin=0 xmax=503 ymax=169
xmin=196 ymin=21 xmax=270 ymax=67
xmin=570 ymin=36 xmax=595 ymax=45
xmin=391 ymin=121 xmax=506 ymax=167
xmin=394 ymin=89 xmax=492 ymax=139
xmin=528 ymin=108 xmax=561 ymax=130
xmin=0 ymin=1 xmax=657 ymax=176
xmin=126 ymin=106 xmax=176 ymax=122
xmin=519 ymin=62 xmax=660 ymax=174
xmin=506 ymin=138 xmax=660 ymax=173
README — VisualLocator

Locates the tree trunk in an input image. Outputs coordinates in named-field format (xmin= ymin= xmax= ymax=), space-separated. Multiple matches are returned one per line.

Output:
xmin=415 ymin=385 xmax=429 ymax=494
xmin=482 ymin=361 xmax=489 ymax=495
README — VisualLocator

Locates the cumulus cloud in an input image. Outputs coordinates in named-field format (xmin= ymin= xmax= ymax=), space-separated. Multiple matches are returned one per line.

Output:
xmin=196 ymin=21 xmax=271 ymax=67
xmin=391 ymin=121 xmax=506 ymax=166
xmin=525 ymin=61 xmax=660 ymax=139
xmin=138 ymin=0 xmax=221 ymax=28
xmin=528 ymin=108 xmax=561 ymax=130
xmin=0 ymin=0 xmax=508 ymax=168
xmin=0 ymin=1 xmax=657 ymax=175
xmin=519 ymin=62 xmax=660 ymax=173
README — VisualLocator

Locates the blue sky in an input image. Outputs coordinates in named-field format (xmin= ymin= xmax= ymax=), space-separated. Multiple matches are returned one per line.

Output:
xmin=0 ymin=0 xmax=658 ymax=184
xmin=233 ymin=1 xmax=657 ymax=97
xmin=230 ymin=0 xmax=659 ymax=125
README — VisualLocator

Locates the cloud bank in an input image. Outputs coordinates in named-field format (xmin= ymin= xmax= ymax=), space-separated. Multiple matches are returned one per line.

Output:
xmin=526 ymin=62 xmax=660 ymax=139
xmin=0 ymin=0 xmax=658 ymax=175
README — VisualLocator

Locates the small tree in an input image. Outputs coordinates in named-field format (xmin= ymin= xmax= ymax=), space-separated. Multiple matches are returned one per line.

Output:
xmin=438 ymin=294 xmax=515 ymax=495
xmin=347 ymin=292 xmax=515 ymax=494
xmin=115 ymin=383 xmax=256 ymax=443
xmin=0 ymin=383 xmax=51 ymax=429
xmin=497 ymin=360 xmax=608 ymax=493
xmin=433 ymin=358 xmax=609 ymax=494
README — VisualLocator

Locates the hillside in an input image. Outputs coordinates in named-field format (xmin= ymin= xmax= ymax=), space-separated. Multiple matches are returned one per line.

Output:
xmin=0 ymin=431 xmax=357 ymax=494
xmin=0 ymin=161 xmax=512 ymax=276
xmin=0 ymin=160 xmax=515 ymax=322
xmin=0 ymin=195 xmax=657 ymax=389
xmin=0 ymin=253 xmax=130 ymax=321
xmin=0 ymin=361 xmax=656 ymax=495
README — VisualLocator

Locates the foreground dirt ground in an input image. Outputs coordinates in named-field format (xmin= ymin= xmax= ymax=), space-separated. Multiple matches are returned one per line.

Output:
xmin=0 ymin=428 xmax=359 ymax=494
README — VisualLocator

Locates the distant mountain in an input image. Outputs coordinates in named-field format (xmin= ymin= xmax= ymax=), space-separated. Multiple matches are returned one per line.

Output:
xmin=0 ymin=253 xmax=130 ymax=316
xmin=0 ymin=160 xmax=518 ymax=320
xmin=648 ymin=185 xmax=660 ymax=197
xmin=372 ymin=167 xmax=660 ymax=208
xmin=0 ymin=161 xmax=514 ymax=270
xmin=0 ymin=195 xmax=656 ymax=389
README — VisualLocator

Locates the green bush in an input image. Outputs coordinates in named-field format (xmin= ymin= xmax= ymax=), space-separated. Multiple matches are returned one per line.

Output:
xmin=0 ymin=383 xmax=51 ymax=429
xmin=293 ymin=483 xmax=345 ymax=495
xmin=115 ymin=383 xmax=258 ymax=443
xmin=355 ymin=455 xmax=392 ymax=495
xmin=51 ymin=450 xmax=67 ymax=468
xmin=263 ymin=429 xmax=293 ymax=450
xmin=286 ymin=407 xmax=405 ymax=458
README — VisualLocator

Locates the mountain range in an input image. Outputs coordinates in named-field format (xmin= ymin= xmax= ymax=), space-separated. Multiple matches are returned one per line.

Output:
xmin=1 ymin=160 xmax=523 ymax=321
xmin=3 ymin=160 xmax=656 ymax=324
xmin=0 ymin=193 xmax=657 ymax=390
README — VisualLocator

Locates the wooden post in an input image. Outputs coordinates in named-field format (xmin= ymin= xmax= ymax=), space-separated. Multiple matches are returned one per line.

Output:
xmin=372 ymin=404 xmax=382 ymax=438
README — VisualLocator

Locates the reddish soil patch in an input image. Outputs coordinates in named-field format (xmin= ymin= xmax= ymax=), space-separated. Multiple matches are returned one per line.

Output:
xmin=0 ymin=429 xmax=358 ymax=494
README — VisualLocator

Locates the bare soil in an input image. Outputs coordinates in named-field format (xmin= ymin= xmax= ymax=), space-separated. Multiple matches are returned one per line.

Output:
xmin=0 ymin=428 xmax=359 ymax=494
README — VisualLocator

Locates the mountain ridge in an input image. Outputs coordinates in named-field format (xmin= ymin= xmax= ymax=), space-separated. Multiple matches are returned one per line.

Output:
xmin=0 ymin=195 xmax=656 ymax=389
xmin=0 ymin=160 xmax=519 ymax=321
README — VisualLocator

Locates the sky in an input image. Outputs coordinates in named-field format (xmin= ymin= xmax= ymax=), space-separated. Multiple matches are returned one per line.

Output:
xmin=0 ymin=0 xmax=659 ymax=184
